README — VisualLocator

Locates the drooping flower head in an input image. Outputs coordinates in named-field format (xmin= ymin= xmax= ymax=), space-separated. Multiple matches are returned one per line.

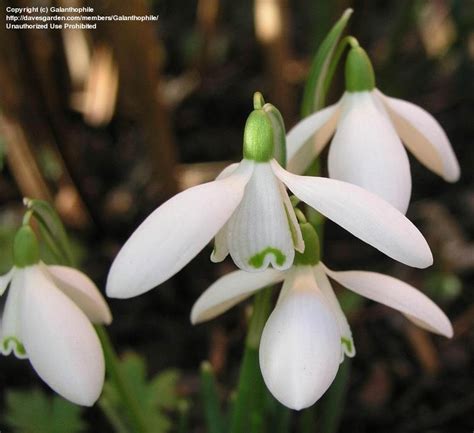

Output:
xmin=191 ymin=220 xmax=452 ymax=410
xmin=0 ymin=225 xmax=111 ymax=406
xmin=287 ymin=44 xmax=460 ymax=213
xmin=106 ymin=92 xmax=433 ymax=299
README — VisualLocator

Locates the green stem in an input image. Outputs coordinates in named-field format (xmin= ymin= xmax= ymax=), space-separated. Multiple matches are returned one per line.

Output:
xmin=177 ymin=400 xmax=190 ymax=433
xmin=229 ymin=287 xmax=273 ymax=433
xmin=200 ymin=361 xmax=224 ymax=433
xmin=323 ymin=35 xmax=359 ymax=99
xmin=99 ymin=397 xmax=131 ymax=433
xmin=95 ymin=326 xmax=149 ymax=433
xmin=317 ymin=360 xmax=351 ymax=433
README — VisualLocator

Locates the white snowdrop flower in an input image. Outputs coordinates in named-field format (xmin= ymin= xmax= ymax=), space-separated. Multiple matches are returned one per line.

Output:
xmin=191 ymin=222 xmax=452 ymax=410
xmin=287 ymin=46 xmax=460 ymax=213
xmin=0 ymin=226 xmax=111 ymax=406
xmin=106 ymin=94 xmax=432 ymax=299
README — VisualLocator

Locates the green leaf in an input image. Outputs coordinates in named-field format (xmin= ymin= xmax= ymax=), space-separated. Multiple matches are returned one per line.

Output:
xmin=200 ymin=361 xmax=224 ymax=433
xmin=101 ymin=352 xmax=180 ymax=433
xmin=4 ymin=389 xmax=86 ymax=433
xmin=301 ymin=8 xmax=353 ymax=115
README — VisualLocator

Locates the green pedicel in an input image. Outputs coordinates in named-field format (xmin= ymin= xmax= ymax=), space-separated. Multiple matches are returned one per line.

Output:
xmin=294 ymin=222 xmax=320 ymax=266
xmin=13 ymin=225 xmax=40 ymax=268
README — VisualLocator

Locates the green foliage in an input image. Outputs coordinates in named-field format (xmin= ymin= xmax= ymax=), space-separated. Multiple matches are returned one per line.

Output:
xmin=200 ymin=361 xmax=224 ymax=433
xmin=425 ymin=271 xmax=462 ymax=301
xmin=101 ymin=352 xmax=180 ymax=433
xmin=301 ymin=8 xmax=353 ymax=115
xmin=4 ymin=389 xmax=86 ymax=433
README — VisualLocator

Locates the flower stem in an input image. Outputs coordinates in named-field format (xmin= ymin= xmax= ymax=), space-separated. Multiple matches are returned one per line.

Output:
xmin=323 ymin=35 xmax=359 ymax=100
xmin=229 ymin=287 xmax=273 ymax=433
xmin=95 ymin=325 xmax=149 ymax=433
xmin=200 ymin=361 xmax=224 ymax=433
xmin=317 ymin=359 xmax=351 ymax=433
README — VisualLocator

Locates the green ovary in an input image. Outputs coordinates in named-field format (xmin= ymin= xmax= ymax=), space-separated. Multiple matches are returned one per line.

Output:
xmin=249 ymin=247 xmax=286 ymax=268
xmin=3 ymin=337 xmax=26 ymax=356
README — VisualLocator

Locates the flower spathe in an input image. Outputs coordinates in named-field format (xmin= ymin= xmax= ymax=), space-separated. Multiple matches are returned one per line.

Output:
xmin=106 ymin=98 xmax=433 ymax=299
xmin=0 ymin=262 xmax=111 ymax=406
xmin=191 ymin=261 xmax=452 ymax=410
xmin=287 ymin=49 xmax=460 ymax=214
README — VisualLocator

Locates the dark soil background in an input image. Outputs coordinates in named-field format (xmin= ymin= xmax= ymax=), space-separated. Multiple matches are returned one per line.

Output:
xmin=0 ymin=0 xmax=473 ymax=432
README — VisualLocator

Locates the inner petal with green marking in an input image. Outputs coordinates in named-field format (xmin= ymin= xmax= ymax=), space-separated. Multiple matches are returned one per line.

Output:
xmin=2 ymin=336 xmax=27 ymax=358
xmin=249 ymin=247 xmax=286 ymax=269
xmin=341 ymin=336 xmax=354 ymax=355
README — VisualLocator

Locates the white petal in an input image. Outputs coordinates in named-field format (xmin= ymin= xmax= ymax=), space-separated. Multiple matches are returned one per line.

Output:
xmin=286 ymin=103 xmax=340 ymax=174
xmin=328 ymin=92 xmax=411 ymax=213
xmin=106 ymin=160 xmax=254 ymax=298
xmin=1 ymin=269 xmax=27 ymax=359
xmin=46 ymin=264 xmax=112 ymax=325
xmin=271 ymin=161 xmax=433 ymax=268
xmin=214 ymin=163 xmax=240 ymax=181
xmin=210 ymin=163 xmax=240 ymax=263
xmin=191 ymin=269 xmax=285 ymax=324
xmin=227 ymin=162 xmax=295 ymax=271
xmin=0 ymin=268 xmax=14 ymax=296
xmin=259 ymin=266 xmax=341 ymax=410
xmin=313 ymin=263 xmax=355 ymax=360
xmin=379 ymin=90 xmax=460 ymax=182
xmin=210 ymin=223 xmax=229 ymax=263
xmin=21 ymin=266 xmax=105 ymax=406
xmin=278 ymin=182 xmax=304 ymax=252
xmin=323 ymin=264 xmax=453 ymax=338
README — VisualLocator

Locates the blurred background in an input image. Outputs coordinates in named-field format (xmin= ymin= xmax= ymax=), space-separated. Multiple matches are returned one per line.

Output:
xmin=0 ymin=0 xmax=473 ymax=432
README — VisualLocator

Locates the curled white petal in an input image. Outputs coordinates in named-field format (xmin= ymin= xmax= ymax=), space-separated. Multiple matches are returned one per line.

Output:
xmin=21 ymin=266 xmax=105 ymax=406
xmin=314 ymin=263 xmax=355 ymax=360
xmin=106 ymin=160 xmax=254 ymax=298
xmin=323 ymin=264 xmax=453 ymax=338
xmin=191 ymin=269 xmax=284 ymax=324
xmin=1 ymin=269 xmax=27 ymax=359
xmin=278 ymin=182 xmax=304 ymax=253
xmin=271 ymin=161 xmax=433 ymax=269
xmin=328 ymin=92 xmax=411 ymax=213
xmin=379 ymin=90 xmax=460 ymax=182
xmin=0 ymin=268 xmax=14 ymax=296
xmin=46 ymin=264 xmax=112 ymax=324
xmin=210 ymin=163 xmax=240 ymax=263
xmin=227 ymin=162 xmax=295 ymax=272
xmin=210 ymin=224 xmax=229 ymax=263
xmin=286 ymin=103 xmax=340 ymax=174
xmin=259 ymin=266 xmax=340 ymax=410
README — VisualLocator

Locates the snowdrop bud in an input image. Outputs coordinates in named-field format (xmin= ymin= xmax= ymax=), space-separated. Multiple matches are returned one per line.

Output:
xmin=294 ymin=223 xmax=320 ymax=266
xmin=243 ymin=108 xmax=274 ymax=162
xmin=345 ymin=46 xmax=375 ymax=92
xmin=13 ymin=226 xmax=40 ymax=268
